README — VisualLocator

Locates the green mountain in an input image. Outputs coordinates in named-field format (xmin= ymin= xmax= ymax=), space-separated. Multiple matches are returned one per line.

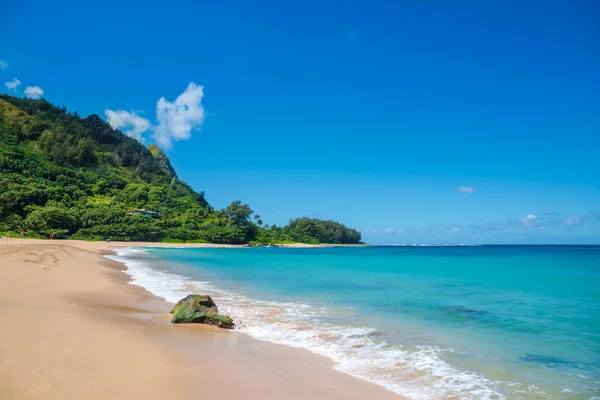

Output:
xmin=0 ymin=95 xmax=361 ymax=244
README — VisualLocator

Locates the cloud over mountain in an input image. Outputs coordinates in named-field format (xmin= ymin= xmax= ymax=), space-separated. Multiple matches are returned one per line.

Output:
xmin=105 ymin=109 xmax=152 ymax=142
xmin=153 ymin=82 xmax=206 ymax=149
xmin=24 ymin=86 xmax=44 ymax=99
xmin=104 ymin=82 xmax=206 ymax=149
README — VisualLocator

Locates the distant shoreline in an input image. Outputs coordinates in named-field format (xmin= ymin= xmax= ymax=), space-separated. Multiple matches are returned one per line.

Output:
xmin=1 ymin=237 xmax=368 ymax=248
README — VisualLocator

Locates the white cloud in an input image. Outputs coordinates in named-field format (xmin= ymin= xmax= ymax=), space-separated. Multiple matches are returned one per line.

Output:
xmin=520 ymin=214 xmax=538 ymax=226
xmin=153 ymin=82 xmax=206 ymax=149
xmin=24 ymin=86 xmax=44 ymax=99
xmin=367 ymin=227 xmax=403 ymax=235
xmin=104 ymin=109 xmax=152 ymax=142
xmin=561 ymin=212 xmax=599 ymax=228
xmin=564 ymin=214 xmax=581 ymax=226
xmin=0 ymin=61 xmax=8 ymax=69
xmin=4 ymin=78 xmax=21 ymax=91
xmin=458 ymin=186 xmax=475 ymax=194
xmin=374 ymin=210 xmax=599 ymax=242
xmin=104 ymin=82 xmax=206 ymax=148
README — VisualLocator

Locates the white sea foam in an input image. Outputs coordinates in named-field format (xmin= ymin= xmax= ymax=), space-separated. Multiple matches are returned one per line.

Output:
xmin=106 ymin=247 xmax=509 ymax=399
xmin=384 ymin=244 xmax=482 ymax=247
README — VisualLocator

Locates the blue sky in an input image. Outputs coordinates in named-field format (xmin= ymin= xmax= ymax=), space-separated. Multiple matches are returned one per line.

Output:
xmin=1 ymin=0 xmax=599 ymax=244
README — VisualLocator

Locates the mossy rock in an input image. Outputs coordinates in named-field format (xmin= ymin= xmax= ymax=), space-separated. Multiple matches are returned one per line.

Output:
xmin=170 ymin=294 xmax=235 ymax=329
xmin=170 ymin=294 xmax=218 ymax=315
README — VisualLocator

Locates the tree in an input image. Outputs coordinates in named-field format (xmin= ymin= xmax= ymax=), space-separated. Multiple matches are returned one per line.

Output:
xmin=284 ymin=217 xmax=361 ymax=244
xmin=223 ymin=201 xmax=254 ymax=226
xmin=24 ymin=205 xmax=79 ymax=236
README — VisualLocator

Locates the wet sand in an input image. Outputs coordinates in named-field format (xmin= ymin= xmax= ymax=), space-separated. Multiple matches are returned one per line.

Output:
xmin=0 ymin=239 xmax=403 ymax=399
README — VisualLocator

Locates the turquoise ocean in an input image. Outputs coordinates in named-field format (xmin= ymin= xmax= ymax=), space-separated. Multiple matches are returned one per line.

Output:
xmin=107 ymin=246 xmax=600 ymax=399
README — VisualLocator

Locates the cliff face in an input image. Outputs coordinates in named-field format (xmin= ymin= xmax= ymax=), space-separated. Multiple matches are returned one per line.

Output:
xmin=148 ymin=144 xmax=178 ymax=179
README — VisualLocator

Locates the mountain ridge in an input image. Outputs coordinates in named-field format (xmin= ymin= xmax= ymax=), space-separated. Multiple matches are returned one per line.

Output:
xmin=0 ymin=94 xmax=361 ymax=245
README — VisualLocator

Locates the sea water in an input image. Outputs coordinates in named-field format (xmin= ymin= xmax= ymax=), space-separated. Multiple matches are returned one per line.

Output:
xmin=106 ymin=246 xmax=600 ymax=399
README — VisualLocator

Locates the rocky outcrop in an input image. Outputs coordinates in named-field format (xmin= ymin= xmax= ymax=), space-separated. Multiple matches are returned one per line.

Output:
xmin=148 ymin=144 xmax=177 ymax=179
xmin=170 ymin=294 xmax=235 ymax=329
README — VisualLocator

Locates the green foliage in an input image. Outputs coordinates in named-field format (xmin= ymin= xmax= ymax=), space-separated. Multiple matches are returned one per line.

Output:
xmin=221 ymin=200 xmax=257 ymax=242
xmin=284 ymin=218 xmax=362 ymax=244
xmin=4 ymin=214 xmax=23 ymax=230
xmin=0 ymin=95 xmax=361 ymax=244
xmin=223 ymin=200 xmax=253 ymax=226
xmin=24 ymin=205 xmax=79 ymax=235
xmin=199 ymin=225 xmax=247 ymax=244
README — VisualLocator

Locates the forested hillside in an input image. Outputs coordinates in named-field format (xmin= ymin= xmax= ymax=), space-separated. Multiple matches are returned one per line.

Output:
xmin=0 ymin=95 xmax=361 ymax=244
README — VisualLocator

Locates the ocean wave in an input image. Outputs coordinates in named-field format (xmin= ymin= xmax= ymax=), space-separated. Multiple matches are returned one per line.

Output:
xmin=381 ymin=244 xmax=483 ymax=247
xmin=106 ymin=247 xmax=510 ymax=399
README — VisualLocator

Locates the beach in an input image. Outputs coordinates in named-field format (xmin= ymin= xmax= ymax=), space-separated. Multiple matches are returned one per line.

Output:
xmin=2 ymin=240 xmax=598 ymax=399
xmin=0 ymin=239 xmax=401 ymax=400
xmin=106 ymin=244 xmax=600 ymax=399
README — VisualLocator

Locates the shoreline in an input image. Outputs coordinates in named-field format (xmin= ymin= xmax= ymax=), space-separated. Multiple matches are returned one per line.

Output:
xmin=0 ymin=238 xmax=402 ymax=399
xmin=1 ymin=237 xmax=366 ymax=249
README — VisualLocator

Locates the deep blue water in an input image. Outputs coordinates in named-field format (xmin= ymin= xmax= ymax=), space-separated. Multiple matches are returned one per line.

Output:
xmin=109 ymin=245 xmax=600 ymax=399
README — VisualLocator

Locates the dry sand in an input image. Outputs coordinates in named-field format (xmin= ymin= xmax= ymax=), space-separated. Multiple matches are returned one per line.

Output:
xmin=0 ymin=239 xmax=403 ymax=399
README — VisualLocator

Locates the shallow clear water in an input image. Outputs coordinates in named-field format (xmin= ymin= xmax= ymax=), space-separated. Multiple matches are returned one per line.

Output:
xmin=107 ymin=246 xmax=600 ymax=399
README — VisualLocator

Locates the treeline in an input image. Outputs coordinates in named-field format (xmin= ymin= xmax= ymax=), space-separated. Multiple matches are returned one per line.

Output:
xmin=0 ymin=95 xmax=362 ymax=245
xmin=256 ymin=218 xmax=361 ymax=244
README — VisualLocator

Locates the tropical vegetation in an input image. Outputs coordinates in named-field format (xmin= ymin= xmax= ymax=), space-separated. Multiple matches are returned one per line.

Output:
xmin=0 ymin=94 xmax=361 ymax=245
